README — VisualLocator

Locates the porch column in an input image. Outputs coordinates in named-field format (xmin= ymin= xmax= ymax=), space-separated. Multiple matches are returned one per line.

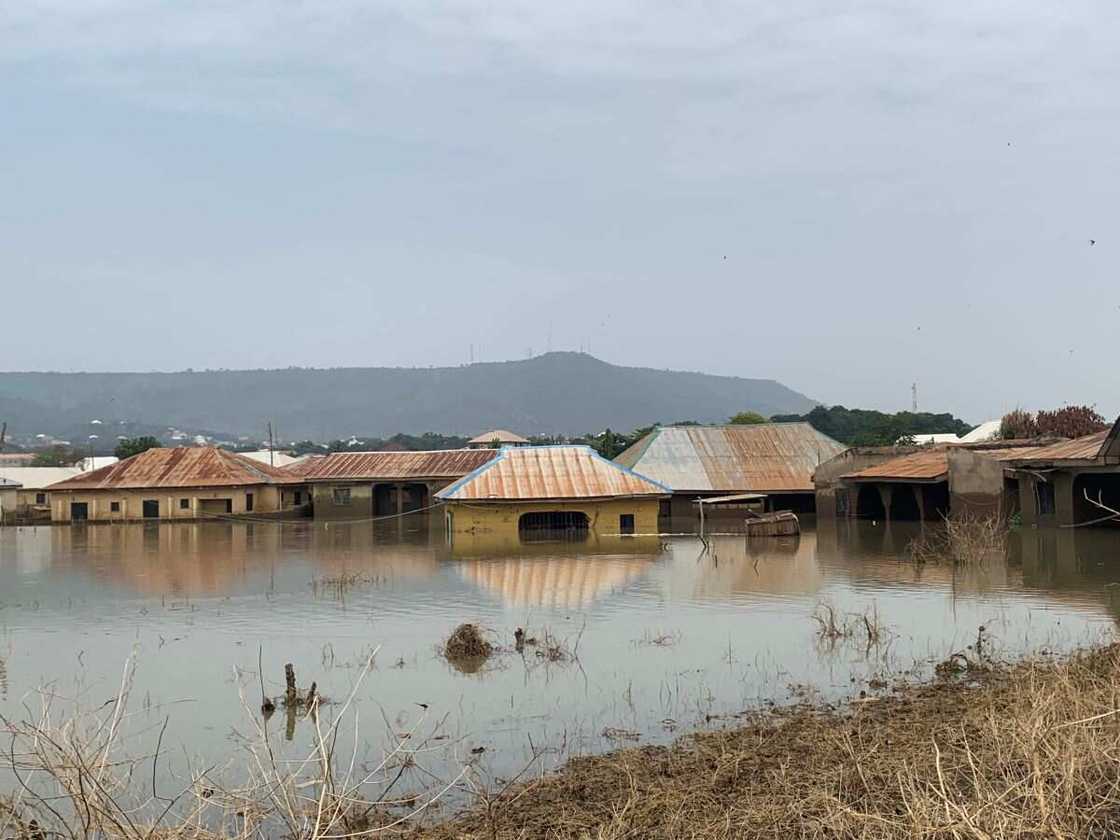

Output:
xmin=877 ymin=484 xmax=894 ymax=521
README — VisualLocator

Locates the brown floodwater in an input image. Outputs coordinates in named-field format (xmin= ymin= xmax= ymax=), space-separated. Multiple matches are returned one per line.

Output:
xmin=0 ymin=516 xmax=1118 ymax=804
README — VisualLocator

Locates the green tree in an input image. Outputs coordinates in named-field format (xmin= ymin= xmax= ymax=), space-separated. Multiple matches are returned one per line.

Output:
xmin=32 ymin=445 xmax=80 ymax=466
xmin=729 ymin=411 xmax=768 ymax=425
xmin=114 ymin=436 xmax=162 ymax=460
xmin=772 ymin=405 xmax=971 ymax=446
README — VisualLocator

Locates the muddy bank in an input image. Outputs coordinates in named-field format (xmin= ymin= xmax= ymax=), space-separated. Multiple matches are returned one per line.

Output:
xmin=5 ymin=643 xmax=1120 ymax=839
xmin=418 ymin=643 xmax=1120 ymax=839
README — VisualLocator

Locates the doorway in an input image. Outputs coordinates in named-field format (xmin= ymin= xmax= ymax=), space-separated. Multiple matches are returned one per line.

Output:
xmin=70 ymin=502 xmax=89 ymax=522
xmin=142 ymin=499 xmax=160 ymax=519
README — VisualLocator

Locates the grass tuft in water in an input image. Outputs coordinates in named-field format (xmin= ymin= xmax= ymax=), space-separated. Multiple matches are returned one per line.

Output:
xmin=907 ymin=514 xmax=1008 ymax=567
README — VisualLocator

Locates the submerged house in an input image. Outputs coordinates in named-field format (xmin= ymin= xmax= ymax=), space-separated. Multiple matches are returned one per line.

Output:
xmin=437 ymin=445 xmax=669 ymax=539
xmin=288 ymin=449 xmax=499 ymax=518
xmin=1005 ymin=419 xmax=1120 ymax=528
xmin=614 ymin=423 xmax=846 ymax=517
xmin=45 ymin=447 xmax=307 ymax=522
xmin=817 ymin=440 xmax=1056 ymax=521
xmin=0 ymin=467 xmax=84 ymax=523
xmin=0 ymin=477 xmax=21 ymax=524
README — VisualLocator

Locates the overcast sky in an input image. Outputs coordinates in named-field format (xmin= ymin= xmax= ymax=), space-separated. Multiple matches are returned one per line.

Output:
xmin=2 ymin=1 xmax=1118 ymax=423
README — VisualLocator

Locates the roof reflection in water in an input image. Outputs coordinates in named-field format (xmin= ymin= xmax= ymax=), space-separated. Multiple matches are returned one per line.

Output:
xmin=815 ymin=520 xmax=1016 ymax=594
xmin=42 ymin=520 xmax=444 ymax=596
xmin=658 ymin=532 xmax=824 ymax=601
xmin=453 ymin=534 xmax=661 ymax=609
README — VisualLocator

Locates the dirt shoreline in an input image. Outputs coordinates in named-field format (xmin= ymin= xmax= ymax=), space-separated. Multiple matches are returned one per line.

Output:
xmin=417 ymin=643 xmax=1120 ymax=839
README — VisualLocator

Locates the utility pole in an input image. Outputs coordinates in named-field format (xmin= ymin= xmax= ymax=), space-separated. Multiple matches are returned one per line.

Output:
xmin=268 ymin=422 xmax=275 ymax=467
xmin=0 ymin=422 xmax=6 ymax=453
xmin=912 ymin=382 xmax=918 ymax=412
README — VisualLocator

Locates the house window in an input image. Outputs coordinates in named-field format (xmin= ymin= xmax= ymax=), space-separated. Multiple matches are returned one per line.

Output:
xmin=179 ymin=498 xmax=190 ymax=510
xmin=1037 ymin=481 xmax=1056 ymax=516
xmin=35 ymin=493 xmax=46 ymax=505
xmin=619 ymin=513 xmax=635 ymax=535
xmin=110 ymin=501 xmax=121 ymax=513
xmin=246 ymin=492 xmax=254 ymax=512
xmin=294 ymin=491 xmax=303 ymax=506
xmin=518 ymin=511 xmax=590 ymax=542
xmin=332 ymin=487 xmax=351 ymax=506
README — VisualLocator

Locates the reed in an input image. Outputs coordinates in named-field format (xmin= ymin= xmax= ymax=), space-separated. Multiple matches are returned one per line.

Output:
xmin=908 ymin=514 xmax=1009 ymax=566
xmin=422 ymin=643 xmax=1120 ymax=839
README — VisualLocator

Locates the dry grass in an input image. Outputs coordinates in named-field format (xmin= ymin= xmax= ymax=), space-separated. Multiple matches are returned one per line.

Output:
xmin=908 ymin=515 xmax=1009 ymax=567
xmin=0 ymin=652 xmax=465 ymax=840
xmin=812 ymin=603 xmax=887 ymax=649
xmin=441 ymin=623 xmax=494 ymax=674
xmin=421 ymin=643 xmax=1120 ymax=839
xmin=10 ymin=644 xmax=1120 ymax=838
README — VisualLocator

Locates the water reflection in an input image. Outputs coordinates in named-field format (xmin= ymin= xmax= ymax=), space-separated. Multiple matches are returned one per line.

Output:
xmin=456 ymin=553 xmax=655 ymax=609
xmin=0 ymin=518 xmax=1117 ymax=795
xmin=659 ymin=534 xmax=824 ymax=600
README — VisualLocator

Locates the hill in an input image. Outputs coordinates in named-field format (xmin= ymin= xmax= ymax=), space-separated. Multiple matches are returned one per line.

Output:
xmin=0 ymin=353 xmax=818 ymax=441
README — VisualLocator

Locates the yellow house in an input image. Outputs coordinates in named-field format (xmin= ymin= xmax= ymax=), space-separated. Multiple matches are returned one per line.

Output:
xmin=45 ymin=446 xmax=309 ymax=523
xmin=436 ymin=445 xmax=669 ymax=541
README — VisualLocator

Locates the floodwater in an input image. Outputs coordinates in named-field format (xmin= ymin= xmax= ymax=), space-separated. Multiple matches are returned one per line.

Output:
xmin=1 ymin=516 xmax=1118 ymax=807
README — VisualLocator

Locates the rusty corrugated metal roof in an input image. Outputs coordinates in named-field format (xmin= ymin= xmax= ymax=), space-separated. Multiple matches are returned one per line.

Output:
xmin=843 ymin=442 xmax=1043 ymax=481
xmin=291 ymin=449 xmax=498 ymax=482
xmin=438 ymin=445 xmax=670 ymax=501
xmin=614 ymin=424 xmax=847 ymax=493
xmin=46 ymin=447 xmax=301 ymax=491
xmin=843 ymin=450 xmax=949 ymax=481
xmin=1007 ymin=430 xmax=1110 ymax=464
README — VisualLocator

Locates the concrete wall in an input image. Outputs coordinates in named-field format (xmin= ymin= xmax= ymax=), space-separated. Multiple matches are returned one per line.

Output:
xmin=1016 ymin=466 xmax=1120 ymax=528
xmin=0 ymin=487 xmax=18 ymax=524
xmin=947 ymin=448 xmax=1007 ymax=518
xmin=310 ymin=479 xmax=454 ymax=519
xmin=1016 ymin=471 xmax=1077 ymax=527
xmin=49 ymin=485 xmax=299 ymax=523
xmin=445 ymin=498 xmax=661 ymax=538
xmin=311 ymin=482 xmax=373 ymax=519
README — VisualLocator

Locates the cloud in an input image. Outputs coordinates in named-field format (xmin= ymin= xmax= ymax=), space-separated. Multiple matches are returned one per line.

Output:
xmin=2 ymin=1 xmax=1119 ymax=419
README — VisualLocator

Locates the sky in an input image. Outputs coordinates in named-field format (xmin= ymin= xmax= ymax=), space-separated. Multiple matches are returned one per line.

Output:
xmin=2 ymin=0 xmax=1118 ymax=423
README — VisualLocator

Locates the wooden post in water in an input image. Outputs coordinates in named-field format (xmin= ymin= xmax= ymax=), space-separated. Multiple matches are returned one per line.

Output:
xmin=284 ymin=663 xmax=297 ymax=706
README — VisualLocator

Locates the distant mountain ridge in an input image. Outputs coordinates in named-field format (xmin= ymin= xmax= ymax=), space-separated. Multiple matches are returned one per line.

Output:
xmin=0 ymin=353 xmax=818 ymax=441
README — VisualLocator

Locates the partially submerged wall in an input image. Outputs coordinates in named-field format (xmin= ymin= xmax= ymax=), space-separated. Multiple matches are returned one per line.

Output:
xmin=947 ymin=448 xmax=1008 ymax=518
xmin=445 ymin=498 xmax=661 ymax=538
xmin=49 ymin=485 xmax=294 ymax=522
xmin=813 ymin=446 xmax=921 ymax=518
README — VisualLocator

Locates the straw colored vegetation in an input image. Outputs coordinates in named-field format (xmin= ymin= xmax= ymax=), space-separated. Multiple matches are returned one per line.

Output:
xmin=441 ymin=623 xmax=494 ymax=674
xmin=423 ymin=643 xmax=1120 ymax=839
xmin=908 ymin=515 xmax=1009 ymax=567
xmin=812 ymin=602 xmax=887 ymax=647
xmin=8 ymin=644 xmax=1120 ymax=838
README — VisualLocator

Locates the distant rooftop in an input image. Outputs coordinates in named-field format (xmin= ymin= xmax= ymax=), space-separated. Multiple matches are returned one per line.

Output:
xmin=467 ymin=429 xmax=530 ymax=447
xmin=0 ymin=467 xmax=84 ymax=489
xmin=237 ymin=450 xmax=305 ymax=469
